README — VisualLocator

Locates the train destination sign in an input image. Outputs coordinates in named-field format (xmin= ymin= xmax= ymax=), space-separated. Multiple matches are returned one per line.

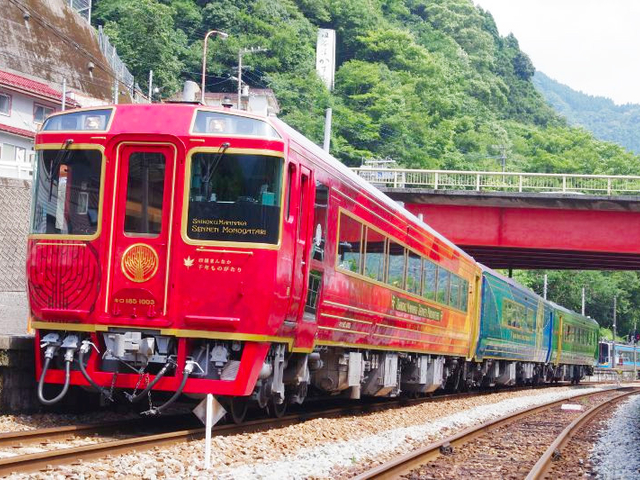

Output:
xmin=187 ymin=153 xmax=282 ymax=244
xmin=391 ymin=295 xmax=443 ymax=321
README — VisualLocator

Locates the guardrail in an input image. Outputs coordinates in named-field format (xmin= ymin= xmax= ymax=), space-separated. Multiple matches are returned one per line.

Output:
xmin=352 ymin=168 xmax=640 ymax=196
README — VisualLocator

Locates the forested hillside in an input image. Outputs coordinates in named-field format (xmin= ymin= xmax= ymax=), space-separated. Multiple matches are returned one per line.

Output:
xmin=534 ymin=71 xmax=640 ymax=154
xmin=93 ymin=0 xmax=640 ymax=173
xmin=92 ymin=0 xmax=640 ymax=335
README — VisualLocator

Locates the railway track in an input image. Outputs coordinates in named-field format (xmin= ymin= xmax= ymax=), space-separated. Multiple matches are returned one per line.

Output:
xmin=0 ymin=382 xmax=621 ymax=476
xmin=355 ymin=386 xmax=639 ymax=479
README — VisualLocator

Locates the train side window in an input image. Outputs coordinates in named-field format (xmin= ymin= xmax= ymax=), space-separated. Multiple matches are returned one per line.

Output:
xmin=436 ymin=267 xmax=450 ymax=304
xmin=337 ymin=213 xmax=362 ymax=273
xmin=124 ymin=152 xmax=166 ymax=236
xmin=406 ymin=251 xmax=422 ymax=295
xmin=460 ymin=279 xmax=469 ymax=311
xmin=449 ymin=274 xmax=460 ymax=309
xmin=286 ymin=164 xmax=295 ymax=221
xmin=312 ymin=181 xmax=329 ymax=261
xmin=526 ymin=308 xmax=535 ymax=331
xmin=364 ymin=227 xmax=385 ymax=282
xmin=422 ymin=260 xmax=437 ymax=301
xmin=386 ymin=241 xmax=405 ymax=289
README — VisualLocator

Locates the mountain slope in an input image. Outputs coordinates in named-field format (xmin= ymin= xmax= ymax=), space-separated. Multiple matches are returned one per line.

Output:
xmin=534 ymin=71 xmax=640 ymax=154
xmin=91 ymin=0 xmax=640 ymax=174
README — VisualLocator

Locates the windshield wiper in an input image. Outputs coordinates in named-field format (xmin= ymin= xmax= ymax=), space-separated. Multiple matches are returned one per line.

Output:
xmin=203 ymin=142 xmax=231 ymax=195
xmin=48 ymin=139 xmax=74 ymax=201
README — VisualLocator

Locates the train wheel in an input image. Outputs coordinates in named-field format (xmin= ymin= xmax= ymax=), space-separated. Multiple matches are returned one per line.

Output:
xmin=270 ymin=397 xmax=287 ymax=418
xmin=229 ymin=396 xmax=250 ymax=424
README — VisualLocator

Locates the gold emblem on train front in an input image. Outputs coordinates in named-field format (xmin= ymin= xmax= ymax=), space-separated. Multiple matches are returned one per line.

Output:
xmin=121 ymin=244 xmax=159 ymax=283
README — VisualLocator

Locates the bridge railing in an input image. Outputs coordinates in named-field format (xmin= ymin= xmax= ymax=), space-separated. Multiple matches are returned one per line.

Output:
xmin=351 ymin=168 xmax=640 ymax=195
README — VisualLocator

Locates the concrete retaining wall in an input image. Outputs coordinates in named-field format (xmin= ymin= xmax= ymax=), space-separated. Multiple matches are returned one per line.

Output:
xmin=0 ymin=335 xmax=37 ymax=413
xmin=0 ymin=177 xmax=30 ymax=292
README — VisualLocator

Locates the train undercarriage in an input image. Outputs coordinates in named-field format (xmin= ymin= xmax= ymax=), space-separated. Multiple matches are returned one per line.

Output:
xmin=37 ymin=329 xmax=592 ymax=422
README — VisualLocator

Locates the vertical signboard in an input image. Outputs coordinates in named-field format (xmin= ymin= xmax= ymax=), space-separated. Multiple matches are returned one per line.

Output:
xmin=316 ymin=29 xmax=336 ymax=91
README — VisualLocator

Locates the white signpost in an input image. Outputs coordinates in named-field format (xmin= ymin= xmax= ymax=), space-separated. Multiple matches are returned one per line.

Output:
xmin=193 ymin=394 xmax=227 ymax=469
xmin=316 ymin=29 xmax=336 ymax=91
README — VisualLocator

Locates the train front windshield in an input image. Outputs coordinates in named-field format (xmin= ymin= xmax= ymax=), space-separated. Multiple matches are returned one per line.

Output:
xmin=186 ymin=153 xmax=283 ymax=244
xmin=30 ymin=149 xmax=103 ymax=236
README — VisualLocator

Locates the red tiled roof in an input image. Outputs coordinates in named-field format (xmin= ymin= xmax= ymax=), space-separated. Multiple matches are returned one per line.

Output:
xmin=0 ymin=123 xmax=36 ymax=139
xmin=0 ymin=70 xmax=79 ymax=107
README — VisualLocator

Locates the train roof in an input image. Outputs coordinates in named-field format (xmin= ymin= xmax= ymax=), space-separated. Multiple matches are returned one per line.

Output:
xmin=479 ymin=264 xmax=547 ymax=302
xmin=479 ymin=264 xmax=599 ymax=327
xmin=546 ymin=300 xmax=599 ymax=327
xmin=39 ymin=103 xmax=475 ymax=263
xmin=271 ymin=117 xmax=476 ymax=264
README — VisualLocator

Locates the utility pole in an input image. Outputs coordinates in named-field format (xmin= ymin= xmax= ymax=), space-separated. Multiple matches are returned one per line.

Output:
xmin=581 ymin=287 xmax=585 ymax=316
xmin=148 ymin=70 xmax=153 ymax=104
xmin=500 ymin=145 xmax=507 ymax=172
xmin=61 ymin=78 xmax=67 ymax=111
xmin=201 ymin=30 xmax=229 ymax=104
xmin=237 ymin=47 xmax=267 ymax=110
xmin=543 ymin=274 xmax=548 ymax=300
xmin=113 ymin=78 xmax=118 ymax=104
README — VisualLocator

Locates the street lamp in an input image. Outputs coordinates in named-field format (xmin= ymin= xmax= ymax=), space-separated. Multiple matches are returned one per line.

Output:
xmin=201 ymin=30 xmax=229 ymax=104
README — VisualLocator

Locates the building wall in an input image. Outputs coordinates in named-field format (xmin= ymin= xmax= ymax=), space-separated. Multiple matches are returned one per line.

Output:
xmin=0 ymin=133 xmax=34 ymax=180
xmin=0 ymin=177 xmax=30 ymax=292
xmin=0 ymin=89 xmax=58 ymax=132
xmin=0 ymin=90 xmax=59 ymax=179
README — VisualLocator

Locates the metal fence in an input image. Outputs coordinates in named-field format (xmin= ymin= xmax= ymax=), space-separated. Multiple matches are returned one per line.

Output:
xmin=97 ymin=25 xmax=136 ymax=96
xmin=69 ymin=0 xmax=91 ymax=23
xmin=352 ymin=168 xmax=640 ymax=196
xmin=69 ymin=0 xmax=142 ymax=100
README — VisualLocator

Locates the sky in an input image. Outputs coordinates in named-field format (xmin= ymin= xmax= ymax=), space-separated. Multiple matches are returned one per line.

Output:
xmin=474 ymin=0 xmax=640 ymax=105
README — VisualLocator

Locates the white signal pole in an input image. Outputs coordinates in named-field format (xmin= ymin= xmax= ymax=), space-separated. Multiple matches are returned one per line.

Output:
xmin=613 ymin=296 xmax=617 ymax=369
xmin=148 ymin=70 xmax=153 ymax=103
xmin=543 ymin=274 xmax=548 ymax=300
xmin=323 ymin=108 xmax=332 ymax=152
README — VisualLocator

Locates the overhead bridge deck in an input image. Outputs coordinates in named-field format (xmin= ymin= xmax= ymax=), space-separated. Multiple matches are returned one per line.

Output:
xmin=354 ymin=168 xmax=640 ymax=270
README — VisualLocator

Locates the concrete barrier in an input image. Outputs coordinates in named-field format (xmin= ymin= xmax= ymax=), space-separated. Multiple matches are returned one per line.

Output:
xmin=0 ymin=334 xmax=37 ymax=413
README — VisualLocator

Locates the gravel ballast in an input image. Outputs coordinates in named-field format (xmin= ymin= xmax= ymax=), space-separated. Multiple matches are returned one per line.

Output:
xmin=590 ymin=393 xmax=640 ymax=479
xmin=4 ymin=385 xmax=620 ymax=479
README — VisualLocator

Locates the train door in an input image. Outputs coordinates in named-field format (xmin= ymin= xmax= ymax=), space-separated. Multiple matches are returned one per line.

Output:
xmin=555 ymin=314 xmax=564 ymax=364
xmin=285 ymin=165 xmax=313 ymax=325
xmin=105 ymin=143 xmax=176 ymax=325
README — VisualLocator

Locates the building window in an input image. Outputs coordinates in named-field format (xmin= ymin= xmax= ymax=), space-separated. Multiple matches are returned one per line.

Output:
xmin=0 ymin=92 xmax=10 ymax=115
xmin=1 ymin=144 xmax=27 ymax=163
xmin=34 ymin=104 xmax=54 ymax=124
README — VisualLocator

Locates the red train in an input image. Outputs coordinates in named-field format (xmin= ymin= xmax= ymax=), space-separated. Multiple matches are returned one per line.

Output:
xmin=29 ymin=103 xmax=505 ymax=419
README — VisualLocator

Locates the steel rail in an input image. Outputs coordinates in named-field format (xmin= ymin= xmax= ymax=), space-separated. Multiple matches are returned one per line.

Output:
xmin=526 ymin=388 xmax=640 ymax=480
xmin=354 ymin=386 xmax=637 ymax=480
xmin=0 ymin=414 xmax=194 ymax=448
